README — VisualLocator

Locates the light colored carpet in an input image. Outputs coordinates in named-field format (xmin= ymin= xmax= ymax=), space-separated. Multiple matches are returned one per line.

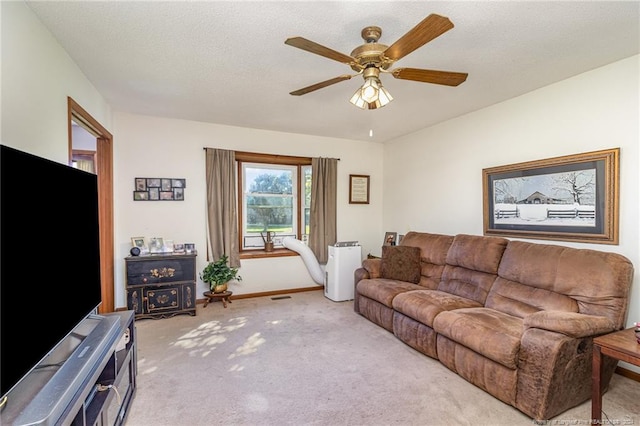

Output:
xmin=124 ymin=290 xmax=639 ymax=426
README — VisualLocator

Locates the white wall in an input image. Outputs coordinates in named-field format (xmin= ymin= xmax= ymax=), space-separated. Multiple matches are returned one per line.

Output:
xmin=113 ymin=113 xmax=384 ymax=306
xmin=1 ymin=1 xmax=384 ymax=310
xmin=0 ymin=1 xmax=112 ymax=162
xmin=3 ymin=1 xmax=638 ymax=373
xmin=383 ymin=55 xmax=640 ymax=370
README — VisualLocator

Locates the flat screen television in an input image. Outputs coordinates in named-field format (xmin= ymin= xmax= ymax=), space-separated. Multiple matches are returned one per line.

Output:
xmin=0 ymin=144 xmax=103 ymax=399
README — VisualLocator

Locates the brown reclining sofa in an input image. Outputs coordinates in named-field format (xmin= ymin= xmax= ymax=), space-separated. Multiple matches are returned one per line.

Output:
xmin=354 ymin=231 xmax=634 ymax=422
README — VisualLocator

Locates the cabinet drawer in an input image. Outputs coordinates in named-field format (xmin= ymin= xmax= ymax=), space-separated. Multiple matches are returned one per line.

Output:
xmin=145 ymin=286 xmax=180 ymax=312
xmin=126 ymin=283 xmax=195 ymax=318
xmin=126 ymin=256 xmax=195 ymax=285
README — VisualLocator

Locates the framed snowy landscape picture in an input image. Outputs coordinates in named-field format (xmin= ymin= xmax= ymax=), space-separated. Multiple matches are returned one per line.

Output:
xmin=483 ymin=148 xmax=619 ymax=244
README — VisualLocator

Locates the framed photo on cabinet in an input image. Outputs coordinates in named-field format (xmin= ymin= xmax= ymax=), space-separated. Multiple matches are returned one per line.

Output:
xmin=148 ymin=237 xmax=164 ymax=253
xmin=131 ymin=237 xmax=149 ymax=255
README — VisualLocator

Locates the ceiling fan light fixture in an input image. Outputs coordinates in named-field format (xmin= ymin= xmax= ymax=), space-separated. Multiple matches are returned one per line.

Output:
xmin=349 ymin=89 xmax=368 ymax=109
xmin=361 ymin=77 xmax=380 ymax=103
xmin=377 ymin=85 xmax=393 ymax=105
xmin=349 ymin=74 xmax=393 ymax=110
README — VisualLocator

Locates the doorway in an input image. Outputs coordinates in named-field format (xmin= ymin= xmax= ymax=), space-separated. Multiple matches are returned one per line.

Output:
xmin=67 ymin=97 xmax=115 ymax=313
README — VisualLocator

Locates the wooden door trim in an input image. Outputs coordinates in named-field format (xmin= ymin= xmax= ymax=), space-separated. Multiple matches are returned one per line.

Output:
xmin=67 ymin=97 xmax=115 ymax=313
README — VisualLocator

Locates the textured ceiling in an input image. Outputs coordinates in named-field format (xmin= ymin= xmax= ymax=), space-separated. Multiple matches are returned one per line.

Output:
xmin=26 ymin=1 xmax=640 ymax=143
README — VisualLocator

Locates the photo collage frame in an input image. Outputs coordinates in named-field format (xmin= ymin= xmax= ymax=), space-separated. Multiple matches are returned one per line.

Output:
xmin=133 ymin=177 xmax=186 ymax=201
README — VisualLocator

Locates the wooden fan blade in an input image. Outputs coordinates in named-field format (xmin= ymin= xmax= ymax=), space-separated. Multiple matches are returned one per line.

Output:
xmin=285 ymin=37 xmax=357 ymax=66
xmin=391 ymin=68 xmax=468 ymax=86
xmin=290 ymin=75 xmax=354 ymax=96
xmin=384 ymin=14 xmax=454 ymax=62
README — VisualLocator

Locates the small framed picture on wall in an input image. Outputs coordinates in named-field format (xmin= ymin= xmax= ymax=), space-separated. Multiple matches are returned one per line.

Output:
xmin=349 ymin=174 xmax=370 ymax=204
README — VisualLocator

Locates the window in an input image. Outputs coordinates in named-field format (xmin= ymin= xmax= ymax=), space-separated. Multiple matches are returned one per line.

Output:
xmin=236 ymin=152 xmax=311 ymax=251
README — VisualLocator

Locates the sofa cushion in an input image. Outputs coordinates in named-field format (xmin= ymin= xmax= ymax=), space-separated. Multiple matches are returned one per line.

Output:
xmin=392 ymin=290 xmax=482 ymax=327
xmin=438 ymin=265 xmax=501 ymax=306
xmin=399 ymin=232 xmax=454 ymax=288
xmin=356 ymin=278 xmax=423 ymax=307
xmin=485 ymin=277 xmax=578 ymax=319
xmin=436 ymin=234 xmax=507 ymax=305
xmin=495 ymin=240 xmax=634 ymax=327
xmin=381 ymin=245 xmax=422 ymax=283
xmin=400 ymin=232 xmax=453 ymax=264
xmin=445 ymin=234 xmax=508 ymax=274
xmin=433 ymin=307 xmax=524 ymax=369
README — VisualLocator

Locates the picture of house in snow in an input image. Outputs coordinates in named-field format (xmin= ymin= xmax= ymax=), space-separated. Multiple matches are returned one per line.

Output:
xmin=492 ymin=170 xmax=597 ymax=226
xmin=517 ymin=191 xmax=568 ymax=204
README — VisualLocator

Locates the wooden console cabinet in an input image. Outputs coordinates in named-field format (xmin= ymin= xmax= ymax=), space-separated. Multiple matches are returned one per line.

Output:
xmin=0 ymin=311 xmax=136 ymax=426
xmin=73 ymin=311 xmax=137 ymax=426
xmin=125 ymin=253 xmax=197 ymax=319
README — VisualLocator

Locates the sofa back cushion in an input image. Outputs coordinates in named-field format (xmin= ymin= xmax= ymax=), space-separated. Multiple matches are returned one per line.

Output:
xmin=438 ymin=234 xmax=509 ymax=304
xmin=485 ymin=278 xmax=578 ymax=318
xmin=380 ymin=245 xmax=422 ymax=283
xmin=400 ymin=232 xmax=454 ymax=289
xmin=487 ymin=240 xmax=634 ymax=327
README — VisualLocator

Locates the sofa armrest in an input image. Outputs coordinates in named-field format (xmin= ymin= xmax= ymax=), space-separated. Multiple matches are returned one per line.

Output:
xmin=524 ymin=310 xmax=616 ymax=338
xmin=361 ymin=258 xmax=382 ymax=279
xmin=517 ymin=326 xmax=619 ymax=420
xmin=354 ymin=259 xmax=382 ymax=314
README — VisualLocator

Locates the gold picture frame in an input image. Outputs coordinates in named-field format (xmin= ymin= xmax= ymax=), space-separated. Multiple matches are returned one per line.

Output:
xmin=483 ymin=148 xmax=619 ymax=244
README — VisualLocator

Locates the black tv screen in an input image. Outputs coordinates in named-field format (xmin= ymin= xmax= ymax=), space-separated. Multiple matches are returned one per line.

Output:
xmin=0 ymin=144 xmax=102 ymax=398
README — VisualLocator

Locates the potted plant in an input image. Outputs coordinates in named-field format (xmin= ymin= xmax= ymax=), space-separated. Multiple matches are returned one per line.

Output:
xmin=200 ymin=254 xmax=242 ymax=293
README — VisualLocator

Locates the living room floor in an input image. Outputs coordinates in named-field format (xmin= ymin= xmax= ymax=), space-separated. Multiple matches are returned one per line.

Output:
xmin=125 ymin=290 xmax=639 ymax=426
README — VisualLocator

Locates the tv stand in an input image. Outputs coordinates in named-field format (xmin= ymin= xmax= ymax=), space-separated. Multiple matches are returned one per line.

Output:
xmin=1 ymin=311 xmax=137 ymax=426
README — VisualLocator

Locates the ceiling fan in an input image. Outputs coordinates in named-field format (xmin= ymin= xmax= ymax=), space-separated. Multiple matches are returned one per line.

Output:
xmin=284 ymin=13 xmax=468 ymax=109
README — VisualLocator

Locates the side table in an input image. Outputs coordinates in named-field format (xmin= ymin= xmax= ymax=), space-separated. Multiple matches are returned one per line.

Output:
xmin=203 ymin=291 xmax=233 ymax=308
xmin=592 ymin=327 xmax=640 ymax=423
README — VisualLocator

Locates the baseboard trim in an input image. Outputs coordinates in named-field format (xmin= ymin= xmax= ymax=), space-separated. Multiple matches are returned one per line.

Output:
xmin=196 ymin=286 xmax=323 ymax=304
xmin=616 ymin=365 xmax=640 ymax=382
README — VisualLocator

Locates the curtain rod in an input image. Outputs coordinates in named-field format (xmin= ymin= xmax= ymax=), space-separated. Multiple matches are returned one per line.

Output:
xmin=202 ymin=147 xmax=339 ymax=160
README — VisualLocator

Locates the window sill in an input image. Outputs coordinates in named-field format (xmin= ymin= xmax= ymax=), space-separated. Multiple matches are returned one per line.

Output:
xmin=240 ymin=248 xmax=299 ymax=260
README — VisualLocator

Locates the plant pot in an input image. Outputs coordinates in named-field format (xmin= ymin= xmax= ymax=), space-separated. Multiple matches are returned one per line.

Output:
xmin=212 ymin=283 xmax=228 ymax=293
xmin=264 ymin=241 xmax=274 ymax=252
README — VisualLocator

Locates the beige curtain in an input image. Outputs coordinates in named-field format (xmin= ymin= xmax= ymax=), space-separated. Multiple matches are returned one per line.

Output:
xmin=74 ymin=159 xmax=95 ymax=173
xmin=204 ymin=148 xmax=240 ymax=268
xmin=308 ymin=157 xmax=338 ymax=264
